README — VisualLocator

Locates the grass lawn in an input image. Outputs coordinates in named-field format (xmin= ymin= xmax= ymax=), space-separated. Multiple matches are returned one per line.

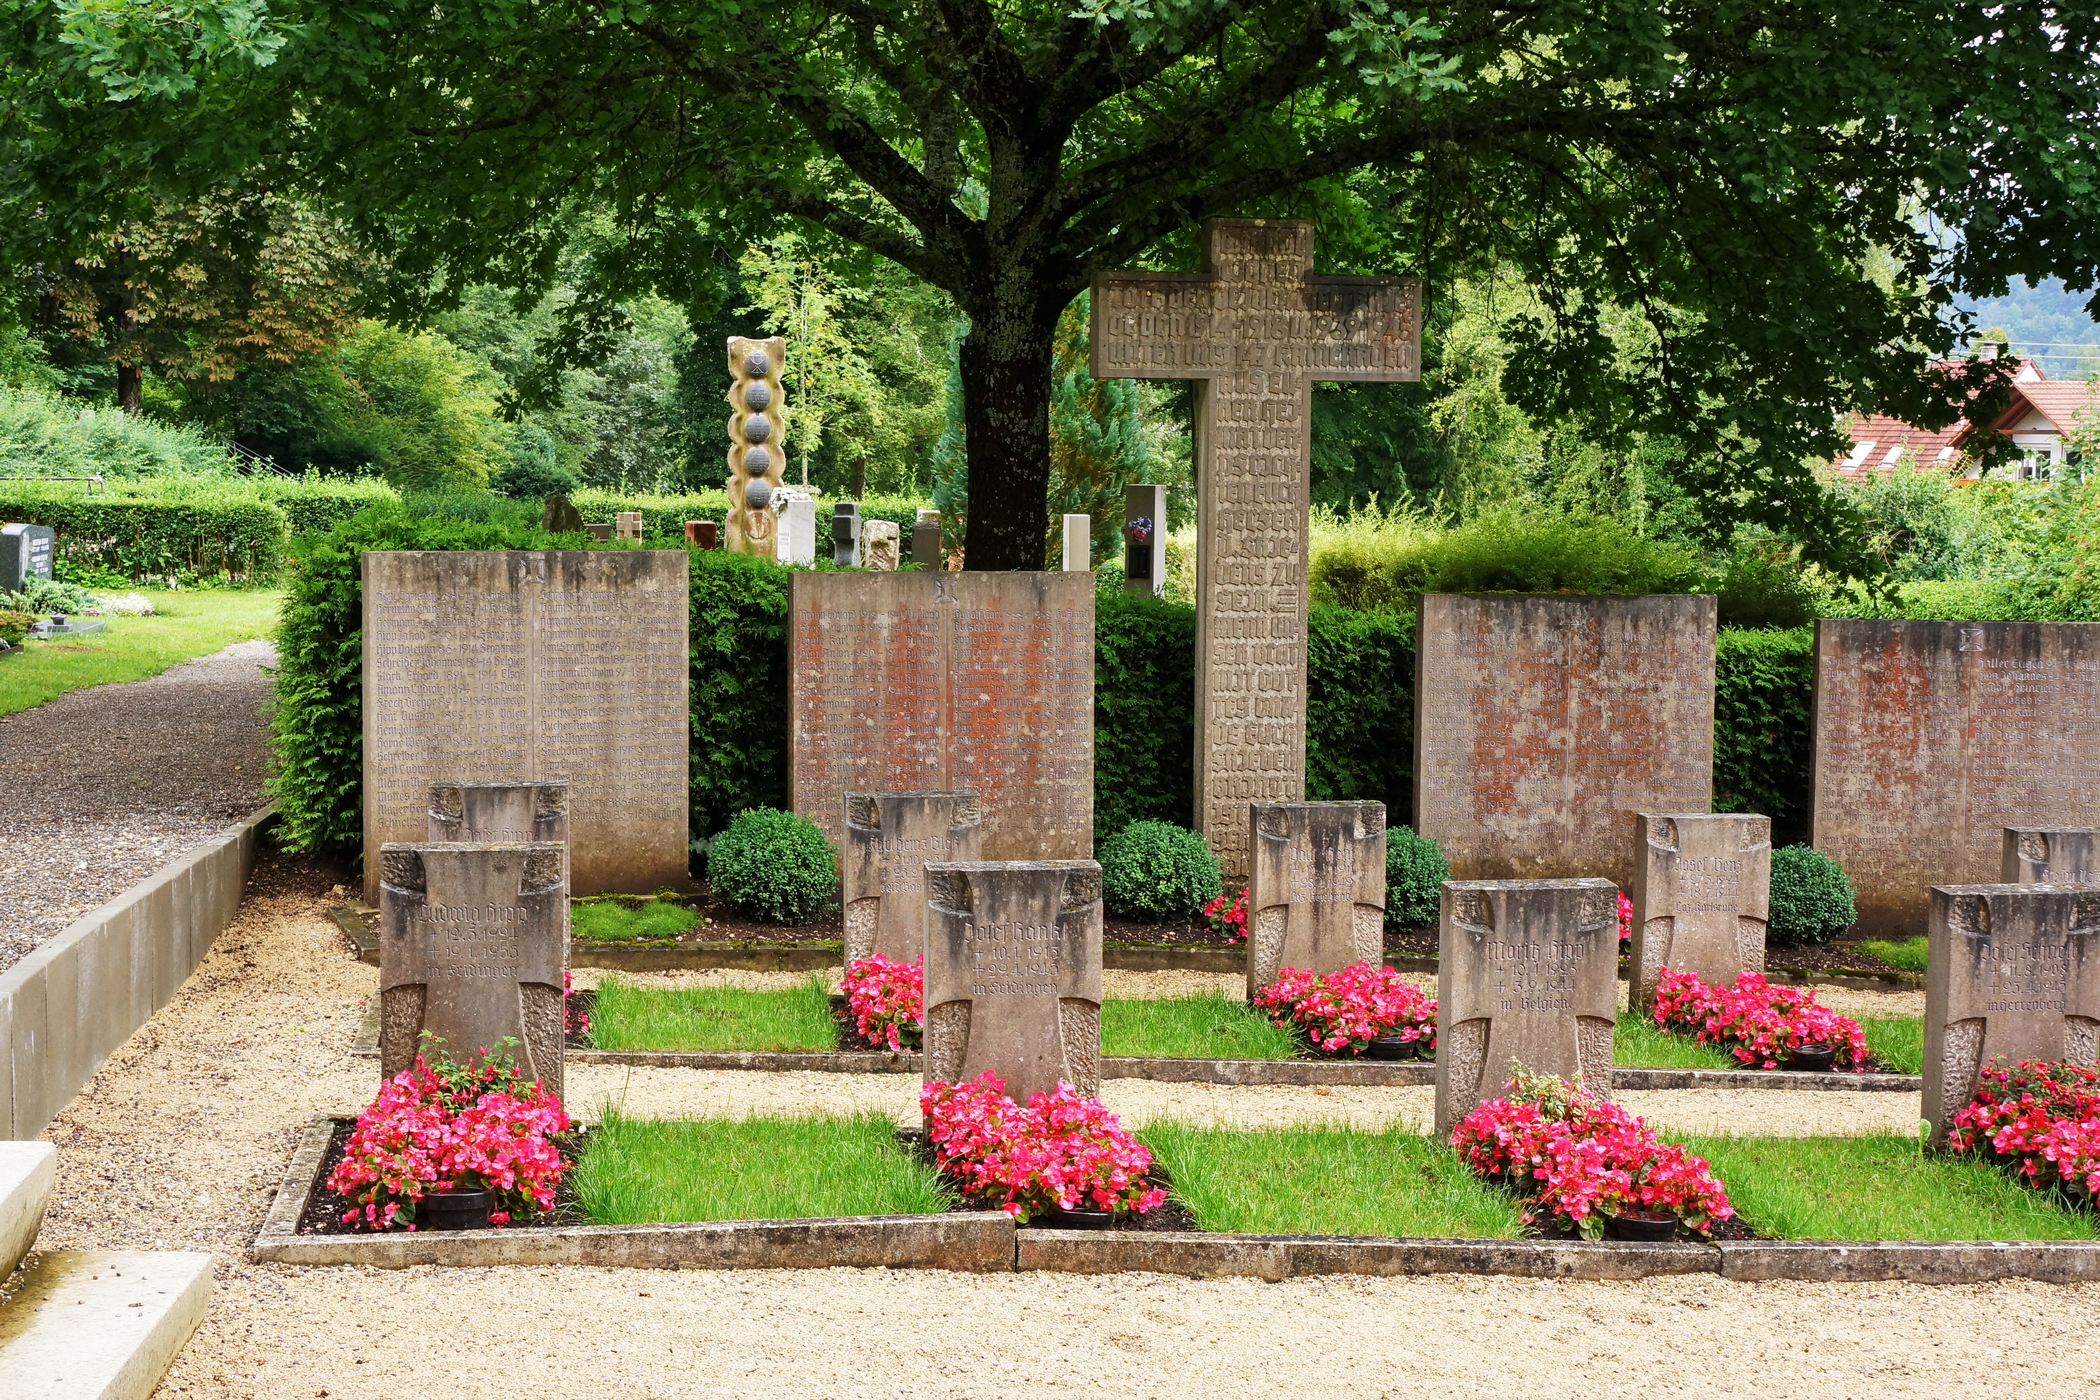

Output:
xmin=0 ymin=589 xmax=281 ymax=717
xmin=1862 ymin=1016 xmax=1925 ymax=1074
xmin=587 ymin=976 xmax=835 ymax=1051
xmin=572 ymin=898 xmax=700 ymax=942
xmin=573 ymin=1112 xmax=949 ymax=1223
xmin=1684 ymin=1134 xmax=2096 ymax=1240
xmin=1101 ymin=991 xmax=1300 ymax=1060
xmin=1858 ymin=936 xmax=1929 ymax=971
xmin=1141 ymin=1122 xmax=1526 ymax=1237
xmin=1612 ymin=1010 xmax=1736 ymax=1069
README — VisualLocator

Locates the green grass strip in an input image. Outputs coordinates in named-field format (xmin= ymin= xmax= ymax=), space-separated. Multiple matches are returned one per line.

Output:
xmin=0 ymin=589 xmax=281 ymax=717
xmin=1862 ymin=1016 xmax=1925 ymax=1074
xmin=587 ymin=976 xmax=834 ymax=1052
xmin=574 ymin=1112 xmax=949 ymax=1224
xmin=1101 ymin=991 xmax=1300 ymax=1060
xmin=1858 ymin=936 xmax=1929 ymax=971
xmin=1612 ymin=1010 xmax=1738 ymax=1069
xmin=1141 ymin=1121 xmax=1525 ymax=1238
xmin=572 ymin=900 xmax=699 ymax=942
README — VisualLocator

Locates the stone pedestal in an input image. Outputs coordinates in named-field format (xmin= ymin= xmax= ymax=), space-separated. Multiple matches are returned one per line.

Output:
xmin=1923 ymin=883 xmax=2100 ymax=1142
xmin=843 ymin=791 xmax=984 ymax=963
xmin=1122 ymin=485 xmax=1167 ymax=597
xmin=1628 ymin=813 xmax=1772 ymax=1010
xmin=923 ymin=861 xmax=1103 ymax=1102
xmin=1434 ymin=878 xmax=1620 ymax=1132
xmin=378 ymin=843 xmax=569 ymax=1097
xmin=2002 ymin=829 xmax=2099 ymax=884
xmin=1245 ymin=801 xmax=1386 ymax=995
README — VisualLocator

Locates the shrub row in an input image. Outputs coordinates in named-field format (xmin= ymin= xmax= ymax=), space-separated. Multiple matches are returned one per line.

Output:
xmin=570 ymin=488 xmax=938 ymax=560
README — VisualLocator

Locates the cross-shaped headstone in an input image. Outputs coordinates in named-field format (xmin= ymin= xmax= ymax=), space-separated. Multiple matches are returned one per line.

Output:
xmin=1091 ymin=219 xmax=1421 ymax=878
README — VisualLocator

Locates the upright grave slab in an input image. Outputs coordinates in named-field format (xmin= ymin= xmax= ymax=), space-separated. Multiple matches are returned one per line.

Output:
xmin=1122 ymin=485 xmax=1167 ymax=597
xmin=1628 ymin=813 xmax=1772 ymax=1010
xmin=1812 ymin=620 xmax=2100 ymax=937
xmin=0 ymin=523 xmax=54 ymax=595
xmin=1091 ymin=219 xmax=1421 ymax=879
xmin=1922 ymin=883 xmax=2100 ymax=1142
xmin=923 ymin=861 xmax=1103 ymax=1102
xmin=360 ymin=550 xmax=688 ymax=904
xmin=1414 ymin=594 xmax=1717 ymax=887
xmin=842 ymin=791 xmax=984 ymax=963
xmin=430 ymin=781 xmax=571 ymax=887
xmin=1245 ymin=801 xmax=1387 ymax=995
xmin=378 ymin=842 xmax=568 ymax=1096
xmin=2002 ymin=829 xmax=2099 ymax=885
xmin=1434 ymin=878 xmax=1620 ymax=1132
xmin=789 ymin=571 xmax=1093 ymax=862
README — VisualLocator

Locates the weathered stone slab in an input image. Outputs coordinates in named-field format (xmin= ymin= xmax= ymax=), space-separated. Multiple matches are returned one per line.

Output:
xmin=1628 ymin=813 xmax=1772 ymax=1009
xmin=1245 ymin=801 xmax=1387 ymax=994
xmin=863 ymin=519 xmax=901 ymax=571
xmin=923 ymin=861 xmax=1103 ymax=1102
xmin=1811 ymin=620 xmax=2100 ymax=937
xmin=1922 ymin=883 xmax=2100 ymax=1142
xmin=361 ymin=550 xmax=688 ymax=904
xmin=1434 ymin=878 xmax=1620 ymax=1132
xmin=842 ymin=791 xmax=983 ymax=963
xmin=0 ymin=522 xmax=54 ymax=594
xmin=378 ymin=842 xmax=568 ymax=1096
xmin=430 ymin=780 xmax=572 ymax=894
xmin=2002 ymin=829 xmax=2099 ymax=884
xmin=1414 ymin=595 xmax=1716 ymax=888
xmin=789 ymin=571 xmax=1093 ymax=862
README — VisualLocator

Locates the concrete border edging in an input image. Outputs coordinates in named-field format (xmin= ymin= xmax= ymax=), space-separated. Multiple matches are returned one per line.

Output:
xmin=1713 ymin=1240 xmax=2100 ymax=1283
xmin=1 ymin=804 xmax=274 ymax=1139
xmin=0 ymin=1249 xmax=215 ymax=1399
xmin=1014 ymin=1230 xmax=1721 ymax=1280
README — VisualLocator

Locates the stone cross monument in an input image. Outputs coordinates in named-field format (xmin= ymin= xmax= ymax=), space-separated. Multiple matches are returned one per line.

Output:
xmin=842 ymin=791 xmax=984 ymax=964
xmin=1091 ymin=219 xmax=1421 ymax=878
xmin=2002 ymin=829 xmax=2098 ymax=884
xmin=1245 ymin=800 xmax=1387 ymax=996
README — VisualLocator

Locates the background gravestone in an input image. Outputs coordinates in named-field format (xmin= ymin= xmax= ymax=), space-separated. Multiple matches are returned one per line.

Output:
xmin=430 ymin=781 xmax=570 ymax=887
xmin=378 ymin=842 xmax=568 ymax=1097
xmin=1 ymin=523 xmax=54 ymax=595
xmin=1434 ymin=878 xmax=1620 ymax=1132
xmin=1414 ymin=594 xmax=1716 ymax=889
xmin=832 ymin=501 xmax=861 ymax=567
xmin=1813 ymin=620 xmax=2100 ymax=937
xmin=863 ymin=519 xmax=901 ymax=571
xmin=912 ymin=509 xmax=943 ymax=571
xmin=1123 ymin=485 xmax=1167 ymax=597
xmin=361 ymin=550 xmax=688 ymax=904
xmin=923 ymin=861 xmax=1103 ymax=1102
xmin=1628 ymin=813 xmax=1772 ymax=1010
xmin=1922 ymin=883 xmax=2100 ymax=1142
xmin=2001 ymin=829 xmax=2099 ymax=885
xmin=789 ymin=571 xmax=1093 ymax=862
xmin=843 ymin=791 xmax=983 ymax=963
xmin=1245 ymin=801 xmax=1387 ymax=995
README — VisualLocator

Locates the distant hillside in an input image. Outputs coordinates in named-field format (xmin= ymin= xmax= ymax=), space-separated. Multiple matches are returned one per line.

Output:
xmin=1953 ymin=277 xmax=2100 ymax=379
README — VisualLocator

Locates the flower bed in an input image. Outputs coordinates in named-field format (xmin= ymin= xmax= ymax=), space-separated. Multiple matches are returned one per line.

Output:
xmin=921 ymin=1072 xmax=1166 ymax=1224
xmin=1252 ymin=961 xmax=1436 ymax=1055
xmin=1650 ymin=968 xmax=1870 ymax=1070
xmin=842 ymin=954 xmax=924 ymax=1051
xmin=1450 ymin=1069 xmax=1733 ymax=1238
xmin=1949 ymin=1059 xmax=2100 ymax=1198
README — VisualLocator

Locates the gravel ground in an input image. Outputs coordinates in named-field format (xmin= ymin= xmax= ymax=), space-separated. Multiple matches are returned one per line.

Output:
xmin=0 ymin=639 xmax=275 ymax=973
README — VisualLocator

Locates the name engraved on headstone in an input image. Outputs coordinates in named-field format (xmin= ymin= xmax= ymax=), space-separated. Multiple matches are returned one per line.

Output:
xmin=842 ymin=792 xmax=983 ymax=964
xmin=1629 ymin=813 xmax=1772 ymax=1010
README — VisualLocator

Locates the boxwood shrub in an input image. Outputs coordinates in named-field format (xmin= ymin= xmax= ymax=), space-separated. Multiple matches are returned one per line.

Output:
xmin=1768 ymin=845 xmax=1858 ymax=945
xmin=706 ymin=807 xmax=838 ymax=924
xmin=1385 ymin=825 xmax=1449 ymax=931
xmin=1098 ymin=820 xmax=1223 ymax=922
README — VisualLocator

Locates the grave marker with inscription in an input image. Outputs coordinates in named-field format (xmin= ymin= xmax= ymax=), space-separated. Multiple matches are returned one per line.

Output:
xmin=430 ymin=781 xmax=571 ymax=887
xmin=2001 ymin=829 xmax=2099 ymax=885
xmin=843 ymin=791 xmax=983 ymax=964
xmin=361 ymin=551 xmax=688 ymax=904
xmin=1812 ymin=620 xmax=2100 ymax=937
xmin=1628 ymin=813 xmax=1772 ymax=1010
xmin=0 ymin=523 xmax=54 ymax=595
xmin=1091 ymin=219 xmax=1420 ymax=879
xmin=1245 ymin=801 xmax=1387 ymax=995
xmin=789 ymin=571 xmax=1093 ymax=862
xmin=378 ymin=842 xmax=568 ymax=1096
xmin=1922 ymin=883 xmax=2100 ymax=1142
xmin=923 ymin=860 xmax=1103 ymax=1103
xmin=1434 ymin=878 xmax=1620 ymax=1132
xmin=1414 ymin=594 xmax=1717 ymax=888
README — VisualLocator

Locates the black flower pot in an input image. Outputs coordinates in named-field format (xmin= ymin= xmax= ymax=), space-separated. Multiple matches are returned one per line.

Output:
xmin=1041 ymin=1205 xmax=1114 ymax=1231
xmin=1603 ymin=1210 xmax=1680 ymax=1242
xmin=1367 ymin=1036 xmax=1418 ymax=1061
xmin=1788 ymin=1044 xmax=1837 ymax=1073
xmin=419 ymin=1188 xmax=494 ymax=1231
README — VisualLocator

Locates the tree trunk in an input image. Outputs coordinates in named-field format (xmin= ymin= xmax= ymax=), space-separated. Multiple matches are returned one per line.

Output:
xmin=115 ymin=362 xmax=142 ymax=415
xmin=958 ymin=310 xmax=1059 ymax=570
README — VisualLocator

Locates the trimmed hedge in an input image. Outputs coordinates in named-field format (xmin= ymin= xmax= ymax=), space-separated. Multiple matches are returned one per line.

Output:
xmin=1305 ymin=603 xmax=1414 ymax=825
xmin=570 ymin=488 xmax=936 ymax=559
xmin=1094 ymin=591 xmax=1197 ymax=837
xmin=0 ymin=492 xmax=286 ymax=582
xmin=1713 ymin=626 xmax=1814 ymax=848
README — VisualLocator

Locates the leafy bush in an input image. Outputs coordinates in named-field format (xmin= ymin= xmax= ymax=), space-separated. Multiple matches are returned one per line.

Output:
xmin=1385 ymin=825 xmax=1449 ymax=930
xmin=3 ymin=577 xmax=98 ymax=614
xmin=706 ymin=807 xmax=837 ymax=924
xmin=1306 ymin=604 xmax=1415 ymax=824
xmin=1098 ymin=819 xmax=1222 ymax=921
xmin=1767 ymin=845 xmax=1857 ymax=945
xmin=1306 ymin=499 xmax=1443 ymax=612
xmin=1714 ymin=547 xmax=1821 ymax=629
xmin=0 ymin=609 xmax=31 ymax=645
xmin=0 ymin=385 xmax=230 ymax=478
xmin=1093 ymin=591 xmax=1197 ymax=837
xmin=493 ymin=457 xmax=583 ymax=500
xmin=0 ymin=488 xmax=288 ymax=583
xmin=1713 ymin=627 xmax=1814 ymax=847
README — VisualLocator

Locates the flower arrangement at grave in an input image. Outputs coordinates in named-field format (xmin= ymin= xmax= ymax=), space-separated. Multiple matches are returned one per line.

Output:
xmin=1948 ymin=1059 xmax=2100 ymax=1196
xmin=1617 ymin=890 xmax=1632 ymax=949
xmin=842 ymin=953 xmax=924 ymax=1051
xmin=325 ymin=1040 xmax=572 ymax=1231
xmin=1252 ymin=961 xmax=1436 ymax=1054
xmin=1450 ymin=1068 xmax=1733 ymax=1238
xmin=1126 ymin=516 xmax=1153 ymax=543
xmin=1650 ymin=968 xmax=1870 ymax=1071
xmin=562 ymin=969 xmax=591 ymax=1040
xmin=920 ymin=1072 xmax=1166 ymax=1224
xmin=1203 ymin=885 xmax=1248 ymax=941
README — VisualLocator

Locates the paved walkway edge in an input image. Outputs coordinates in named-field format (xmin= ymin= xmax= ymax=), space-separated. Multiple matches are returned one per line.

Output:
xmin=0 ymin=1249 xmax=214 ymax=1398
xmin=0 ymin=805 xmax=275 ymax=1140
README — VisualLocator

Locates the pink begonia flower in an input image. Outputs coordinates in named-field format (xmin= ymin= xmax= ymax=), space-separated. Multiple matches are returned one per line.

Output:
xmin=1949 ymin=1059 xmax=2100 ymax=1193
xmin=1252 ymin=962 xmax=1437 ymax=1054
xmin=1651 ymin=968 xmax=1869 ymax=1071
xmin=921 ymin=1073 xmax=1165 ymax=1224
xmin=843 ymin=955 xmax=925 ymax=1051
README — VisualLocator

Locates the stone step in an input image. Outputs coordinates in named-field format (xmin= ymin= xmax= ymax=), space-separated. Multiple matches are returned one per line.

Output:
xmin=0 ymin=1142 xmax=57 ymax=1280
xmin=0 ymin=1250 xmax=213 ymax=1399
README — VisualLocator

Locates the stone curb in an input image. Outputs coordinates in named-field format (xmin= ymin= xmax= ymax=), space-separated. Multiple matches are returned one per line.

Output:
xmin=1713 ymin=1240 xmax=2100 ymax=1283
xmin=0 ymin=1141 xmax=58 ymax=1279
xmin=1015 ymin=1230 xmax=1721 ymax=1280
xmin=0 ymin=1249 xmax=214 ymax=1400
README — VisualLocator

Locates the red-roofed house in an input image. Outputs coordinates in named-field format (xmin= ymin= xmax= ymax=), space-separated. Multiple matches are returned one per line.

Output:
xmin=1834 ymin=357 xmax=2096 ymax=481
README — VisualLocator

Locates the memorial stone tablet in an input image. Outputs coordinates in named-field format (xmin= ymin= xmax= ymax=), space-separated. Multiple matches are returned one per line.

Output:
xmin=0 ymin=523 xmax=54 ymax=595
xmin=430 ymin=781 xmax=571 ymax=887
xmin=1245 ymin=801 xmax=1387 ymax=995
xmin=863 ymin=519 xmax=901 ymax=571
xmin=1812 ymin=620 xmax=2100 ymax=937
xmin=911 ymin=509 xmax=943 ymax=571
xmin=789 ymin=571 xmax=1093 ymax=862
xmin=843 ymin=791 xmax=984 ymax=963
xmin=1628 ymin=813 xmax=1772 ymax=1010
xmin=2001 ymin=829 xmax=2099 ymax=885
xmin=361 ymin=550 xmax=688 ymax=903
xmin=1434 ymin=878 xmax=1620 ymax=1132
xmin=1922 ymin=883 xmax=2100 ymax=1142
xmin=923 ymin=860 xmax=1103 ymax=1102
xmin=1414 ymin=594 xmax=1717 ymax=888
xmin=378 ymin=842 xmax=568 ymax=1096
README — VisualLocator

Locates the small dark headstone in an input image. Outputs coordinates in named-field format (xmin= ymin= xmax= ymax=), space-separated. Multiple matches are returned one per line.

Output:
xmin=685 ymin=519 xmax=720 ymax=549
xmin=1 ymin=524 xmax=55 ymax=595
xmin=584 ymin=523 xmax=615 ymax=541
xmin=832 ymin=502 xmax=861 ymax=567
xmin=542 ymin=495 xmax=585 ymax=534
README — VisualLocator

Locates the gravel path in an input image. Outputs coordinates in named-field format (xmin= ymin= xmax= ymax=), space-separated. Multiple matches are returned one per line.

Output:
xmin=0 ymin=639 xmax=275 ymax=973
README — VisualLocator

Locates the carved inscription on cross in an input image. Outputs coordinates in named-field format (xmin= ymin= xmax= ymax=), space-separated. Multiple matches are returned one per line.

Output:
xmin=1091 ymin=219 xmax=1421 ymax=878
